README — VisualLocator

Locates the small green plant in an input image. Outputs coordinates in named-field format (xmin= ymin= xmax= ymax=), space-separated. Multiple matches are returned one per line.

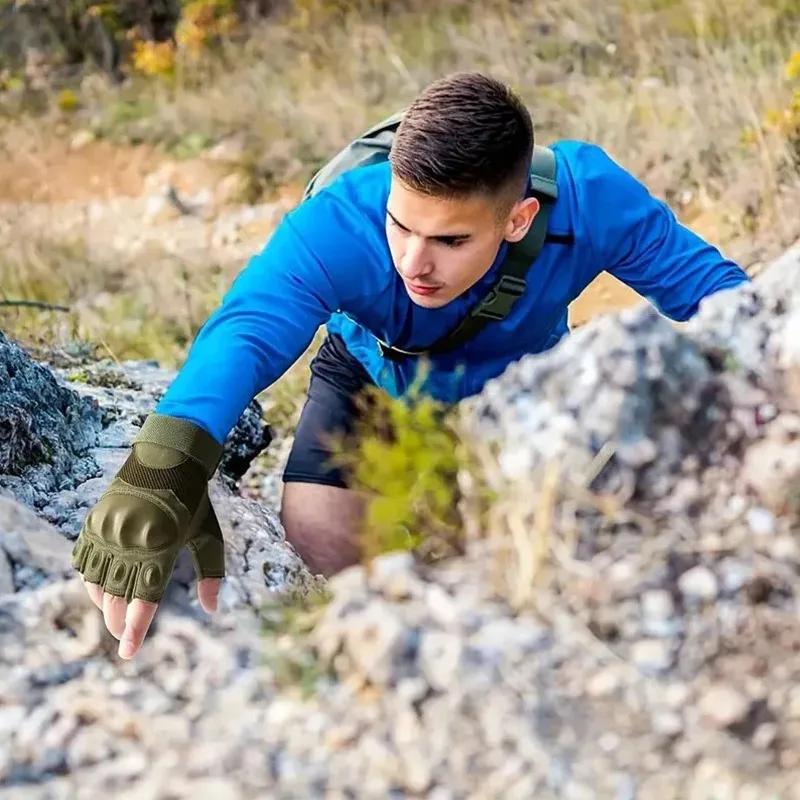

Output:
xmin=329 ymin=373 xmax=466 ymax=565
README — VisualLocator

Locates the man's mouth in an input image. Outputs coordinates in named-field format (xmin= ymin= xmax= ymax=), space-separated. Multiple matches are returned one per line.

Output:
xmin=408 ymin=282 xmax=441 ymax=297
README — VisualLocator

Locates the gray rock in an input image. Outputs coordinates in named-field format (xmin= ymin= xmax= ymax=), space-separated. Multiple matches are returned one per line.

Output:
xmin=0 ymin=548 xmax=13 ymax=595
xmin=0 ymin=331 xmax=102 ymax=507
xmin=0 ymin=245 xmax=799 ymax=799
xmin=0 ymin=497 xmax=74 ymax=591
xmin=419 ymin=630 xmax=463 ymax=691
xmin=340 ymin=600 xmax=410 ymax=687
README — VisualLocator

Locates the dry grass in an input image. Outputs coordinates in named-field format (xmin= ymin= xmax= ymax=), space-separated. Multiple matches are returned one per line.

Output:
xmin=0 ymin=234 xmax=239 ymax=365
xmin=68 ymin=0 xmax=800 ymax=243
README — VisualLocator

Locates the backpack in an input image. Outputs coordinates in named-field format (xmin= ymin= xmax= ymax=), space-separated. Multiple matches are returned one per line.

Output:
xmin=302 ymin=109 xmax=559 ymax=362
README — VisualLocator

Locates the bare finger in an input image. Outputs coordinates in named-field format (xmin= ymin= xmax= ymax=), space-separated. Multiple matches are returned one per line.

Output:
xmin=83 ymin=579 xmax=104 ymax=610
xmin=118 ymin=599 xmax=158 ymax=660
xmin=102 ymin=592 xmax=127 ymax=640
xmin=197 ymin=577 xmax=222 ymax=614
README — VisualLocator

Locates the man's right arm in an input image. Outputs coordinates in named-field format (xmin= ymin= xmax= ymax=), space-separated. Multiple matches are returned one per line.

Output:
xmin=155 ymin=213 xmax=342 ymax=446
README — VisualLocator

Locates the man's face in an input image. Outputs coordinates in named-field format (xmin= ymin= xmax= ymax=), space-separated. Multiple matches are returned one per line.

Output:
xmin=385 ymin=177 xmax=539 ymax=308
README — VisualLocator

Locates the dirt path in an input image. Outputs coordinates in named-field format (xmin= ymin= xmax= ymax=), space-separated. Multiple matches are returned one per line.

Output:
xmin=0 ymin=127 xmax=668 ymax=325
xmin=0 ymin=128 xmax=166 ymax=203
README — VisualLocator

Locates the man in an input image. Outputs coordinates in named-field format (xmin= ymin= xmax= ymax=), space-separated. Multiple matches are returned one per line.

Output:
xmin=70 ymin=72 xmax=749 ymax=659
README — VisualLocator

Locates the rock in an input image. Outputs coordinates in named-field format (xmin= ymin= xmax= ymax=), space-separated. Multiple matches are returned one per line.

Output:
xmin=204 ymin=133 xmax=249 ymax=165
xmin=698 ymin=684 xmax=754 ymax=730
xmin=741 ymin=438 xmax=800 ymax=517
xmin=0 ymin=546 xmax=12 ymax=595
xmin=631 ymin=639 xmax=674 ymax=676
xmin=214 ymin=172 xmax=250 ymax=207
xmin=0 ymin=245 xmax=799 ymax=798
xmin=678 ymin=566 xmax=719 ymax=603
xmin=0 ymin=330 xmax=102 ymax=507
xmin=718 ymin=559 xmax=754 ymax=594
xmin=340 ymin=600 xmax=409 ymax=686
xmin=419 ymin=630 xmax=463 ymax=691
xmin=641 ymin=589 xmax=675 ymax=621
xmin=0 ymin=497 xmax=74 ymax=591
xmin=0 ymin=338 xmax=304 ymax=610
xmin=746 ymin=507 xmax=776 ymax=536
xmin=144 ymin=189 xmax=184 ymax=223
xmin=652 ymin=710 xmax=683 ymax=737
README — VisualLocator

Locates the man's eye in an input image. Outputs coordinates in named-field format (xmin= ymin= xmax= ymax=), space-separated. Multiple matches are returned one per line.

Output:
xmin=388 ymin=217 xmax=408 ymax=233
xmin=439 ymin=238 xmax=465 ymax=248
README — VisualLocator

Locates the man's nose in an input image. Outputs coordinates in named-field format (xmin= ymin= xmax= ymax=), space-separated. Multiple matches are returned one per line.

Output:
xmin=400 ymin=238 xmax=432 ymax=279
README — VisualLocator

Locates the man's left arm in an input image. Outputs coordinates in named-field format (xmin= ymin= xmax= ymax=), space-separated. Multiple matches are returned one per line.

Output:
xmin=580 ymin=145 xmax=749 ymax=321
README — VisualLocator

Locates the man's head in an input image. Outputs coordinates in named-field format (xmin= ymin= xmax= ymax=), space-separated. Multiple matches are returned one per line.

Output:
xmin=386 ymin=71 xmax=541 ymax=308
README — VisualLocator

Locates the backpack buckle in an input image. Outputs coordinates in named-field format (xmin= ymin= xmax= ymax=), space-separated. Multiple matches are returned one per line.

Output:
xmin=377 ymin=338 xmax=411 ymax=362
xmin=473 ymin=275 xmax=527 ymax=321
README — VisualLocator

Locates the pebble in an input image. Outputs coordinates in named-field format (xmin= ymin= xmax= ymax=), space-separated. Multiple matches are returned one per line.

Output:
xmin=727 ymin=495 xmax=748 ymax=518
xmin=718 ymin=559 xmax=754 ymax=594
xmin=586 ymin=668 xmax=622 ymax=698
xmin=419 ymin=631 xmax=463 ymax=692
xmin=0 ymin=746 xmax=9 ymax=782
xmin=0 ymin=705 xmax=27 ymax=741
xmin=342 ymin=602 xmax=408 ymax=686
xmin=678 ymin=566 xmax=719 ymax=602
xmin=641 ymin=590 xmax=675 ymax=620
xmin=652 ymin=711 xmax=683 ymax=737
xmin=368 ymin=551 xmax=417 ymax=598
xmin=424 ymin=584 xmax=461 ymax=628
xmin=769 ymin=535 xmax=798 ymax=561
xmin=663 ymin=683 xmax=691 ymax=709
xmin=752 ymin=723 xmax=778 ymax=750
xmin=746 ymin=507 xmax=776 ymax=536
xmin=631 ymin=639 xmax=674 ymax=676
xmin=698 ymin=685 xmax=753 ymax=730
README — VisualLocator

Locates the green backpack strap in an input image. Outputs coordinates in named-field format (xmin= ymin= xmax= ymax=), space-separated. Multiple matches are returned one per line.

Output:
xmin=378 ymin=145 xmax=559 ymax=361
xmin=301 ymin=110 xmax=560 ymax=361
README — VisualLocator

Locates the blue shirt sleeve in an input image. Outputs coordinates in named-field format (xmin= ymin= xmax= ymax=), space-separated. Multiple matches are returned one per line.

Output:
xmin=155 ymin=213 xmax=343 ymax=445
xmin=574 ymin=143 xmax=749 ymax=321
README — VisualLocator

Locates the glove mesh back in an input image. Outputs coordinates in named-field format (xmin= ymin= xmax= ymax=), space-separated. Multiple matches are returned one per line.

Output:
xmin=117 ymin=451 xmax=207 ymax=514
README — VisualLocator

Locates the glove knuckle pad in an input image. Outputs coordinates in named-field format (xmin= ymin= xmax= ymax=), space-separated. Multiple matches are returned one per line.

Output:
xmin=86 ymin=491 xmax=177 ymax=550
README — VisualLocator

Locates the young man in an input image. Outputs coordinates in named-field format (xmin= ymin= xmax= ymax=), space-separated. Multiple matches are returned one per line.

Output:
xmin=71 ymin=72 xmax=749 ymax=658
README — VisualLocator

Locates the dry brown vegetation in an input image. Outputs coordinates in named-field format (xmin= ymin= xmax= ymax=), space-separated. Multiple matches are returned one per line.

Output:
xmin=44 ymin=0 xmax=800 ymax=228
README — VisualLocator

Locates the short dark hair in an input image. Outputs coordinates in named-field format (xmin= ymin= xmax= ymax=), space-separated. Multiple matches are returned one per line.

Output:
xmin=389 ymin=71 xmax=533 ymax=213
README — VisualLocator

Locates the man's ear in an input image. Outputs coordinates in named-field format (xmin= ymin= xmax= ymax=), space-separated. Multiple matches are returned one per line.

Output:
xmin=504 ymin=196 xmax=540 ymax=243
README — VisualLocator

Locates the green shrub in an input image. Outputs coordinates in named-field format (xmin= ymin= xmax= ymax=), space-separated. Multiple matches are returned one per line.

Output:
xmin=329 ymin=377 xmax=467 ymax=565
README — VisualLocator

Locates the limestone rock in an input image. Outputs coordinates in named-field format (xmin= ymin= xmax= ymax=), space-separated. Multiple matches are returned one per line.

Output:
xmin=0 ymin=497 xmax=74 ymax=593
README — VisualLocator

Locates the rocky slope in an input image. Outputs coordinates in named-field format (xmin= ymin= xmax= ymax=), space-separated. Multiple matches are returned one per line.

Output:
xmin=2 ymin=244 xmax=800 ymax=798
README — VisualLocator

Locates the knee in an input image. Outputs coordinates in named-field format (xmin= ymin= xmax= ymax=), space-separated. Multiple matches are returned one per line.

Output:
xmin=279 ymin=481 xmax=365 ymax=577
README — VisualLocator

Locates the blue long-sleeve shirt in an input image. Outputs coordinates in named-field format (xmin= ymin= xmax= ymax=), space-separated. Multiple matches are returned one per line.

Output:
xmin=157 ymin=140 xmax=749 ymax=445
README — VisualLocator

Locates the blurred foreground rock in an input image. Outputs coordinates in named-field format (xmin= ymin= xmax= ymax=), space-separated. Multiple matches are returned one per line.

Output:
xmin=2 ymin=246 xmax=800 ymax=798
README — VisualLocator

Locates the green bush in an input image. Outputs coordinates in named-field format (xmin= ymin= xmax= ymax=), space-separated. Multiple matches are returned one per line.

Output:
xmin=0 ymin=0 xmax=279 ymax=79
xmin=329 ymin=379 xmax=467 ymax=565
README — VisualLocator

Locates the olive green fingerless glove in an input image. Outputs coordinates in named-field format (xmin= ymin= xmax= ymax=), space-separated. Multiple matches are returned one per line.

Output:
xmin=71 ymin=413 xmax=225 ymax=605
